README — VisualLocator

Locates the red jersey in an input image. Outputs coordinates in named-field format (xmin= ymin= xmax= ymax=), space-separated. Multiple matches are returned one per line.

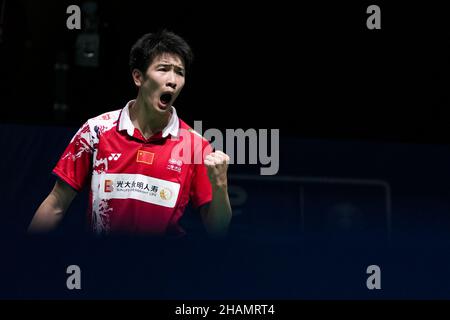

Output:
xmin=53 ymin=100 xmax=213 ymax=236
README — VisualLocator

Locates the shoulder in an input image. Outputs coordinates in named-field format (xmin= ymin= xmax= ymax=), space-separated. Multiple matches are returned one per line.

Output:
xmin=86 ymin=109 xmax=121 ymax=135
xmin=88 ymin=109 xmax=121 ymax=126
xmin=179 ymin=120 xmax=208 ymax=141
xmin=178 ymin=120 xmax=213 ymax=159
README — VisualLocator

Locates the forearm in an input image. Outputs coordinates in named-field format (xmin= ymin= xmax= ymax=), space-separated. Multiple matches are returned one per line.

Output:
xmin=203 ymin=186 xmax=232 ymax=237
xmin=28 ymin=193 xmax=66 ymax=233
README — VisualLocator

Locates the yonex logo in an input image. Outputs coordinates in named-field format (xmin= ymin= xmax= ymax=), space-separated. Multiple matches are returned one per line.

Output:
xmin=108 ymin=153 xmax=121 ymax=161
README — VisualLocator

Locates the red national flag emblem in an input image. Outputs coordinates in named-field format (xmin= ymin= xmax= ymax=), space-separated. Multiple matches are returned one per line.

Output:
xmin=136 ymin=150 xmax=155 ymax=165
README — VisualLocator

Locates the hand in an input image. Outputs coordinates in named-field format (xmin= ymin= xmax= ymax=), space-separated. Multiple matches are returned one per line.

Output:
xmin=204 ymin=150 xmax=230 ymax=190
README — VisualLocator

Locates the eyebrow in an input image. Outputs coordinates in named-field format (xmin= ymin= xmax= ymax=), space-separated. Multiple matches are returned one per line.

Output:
xmin=157 ymin=63 xmax=185 ymax=71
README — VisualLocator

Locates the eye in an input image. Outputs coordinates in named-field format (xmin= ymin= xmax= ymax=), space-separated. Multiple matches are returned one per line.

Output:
xmin=174 ymin=67 xmax=185 ymax=76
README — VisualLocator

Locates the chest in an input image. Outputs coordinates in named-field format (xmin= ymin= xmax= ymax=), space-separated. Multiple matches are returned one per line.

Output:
xmin=93 ymin=131 xmax=189 ymax=184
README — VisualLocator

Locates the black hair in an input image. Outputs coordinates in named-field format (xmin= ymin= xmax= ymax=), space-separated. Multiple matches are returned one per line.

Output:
xmin=129 ymin=29 xmax=193 ymax=75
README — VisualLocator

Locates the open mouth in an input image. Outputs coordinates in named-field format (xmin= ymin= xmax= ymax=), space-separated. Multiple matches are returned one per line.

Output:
xmin=160 ymin=93 xmax=173 ymax=106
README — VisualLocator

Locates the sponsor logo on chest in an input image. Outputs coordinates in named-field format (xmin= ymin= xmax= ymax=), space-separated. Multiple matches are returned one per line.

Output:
xmin=99 ymin=173 xmax=180 ymax=208
xmin=108 ymin=153 xmax=121 ymax=161
xmin=167 ymin=158 xmax=183 ymax=173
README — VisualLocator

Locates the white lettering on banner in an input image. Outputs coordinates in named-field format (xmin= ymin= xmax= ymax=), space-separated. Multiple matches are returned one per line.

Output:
xmin=98 ymin=173 xmax=180 ymax=208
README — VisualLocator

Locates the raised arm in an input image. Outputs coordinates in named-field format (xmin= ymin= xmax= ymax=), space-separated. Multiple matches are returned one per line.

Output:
xmin=201 ymin=150 xmax=232 ymax=237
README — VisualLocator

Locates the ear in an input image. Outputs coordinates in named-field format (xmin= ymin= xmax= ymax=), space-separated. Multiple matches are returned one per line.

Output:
xmin=132 ymin=69 xmax=144 ymax=87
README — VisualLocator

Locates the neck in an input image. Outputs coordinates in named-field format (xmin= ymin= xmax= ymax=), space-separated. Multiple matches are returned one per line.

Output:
xmin=130 ymin=96 xmax=171 ymax=139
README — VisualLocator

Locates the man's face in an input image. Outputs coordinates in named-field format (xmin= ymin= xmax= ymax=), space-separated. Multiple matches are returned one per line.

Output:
xmin=134 ymin=53 xmax=186 ymax=113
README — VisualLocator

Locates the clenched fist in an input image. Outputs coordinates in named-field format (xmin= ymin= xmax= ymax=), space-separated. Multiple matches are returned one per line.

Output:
xmin=204 ymin=150 xmax=230 ymax=190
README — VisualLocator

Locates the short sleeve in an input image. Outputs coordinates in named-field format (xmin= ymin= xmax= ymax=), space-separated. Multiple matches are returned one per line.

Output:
xmin=52 ymin=121 xmax=94 ymax=192
xmin=189 ymin=139 xmax=213 ymax=209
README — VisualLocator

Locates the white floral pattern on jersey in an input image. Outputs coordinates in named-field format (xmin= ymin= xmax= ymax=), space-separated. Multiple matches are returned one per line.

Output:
xmin=87 ymin=109 xmax=121 ymax=234
xmin=92 ymin=198 xmax=113 ymax=234
xmin=91 ymin=159 xmax=110 ymax=234
xmin=61 ymin=122 xmax=93 ymax=161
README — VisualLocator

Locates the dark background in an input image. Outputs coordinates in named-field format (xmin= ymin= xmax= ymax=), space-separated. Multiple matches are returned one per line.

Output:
xmin=1 ymin=1 xmax=450 ymax=300
xmin=1 ymin=0 xmax=449 ymax=143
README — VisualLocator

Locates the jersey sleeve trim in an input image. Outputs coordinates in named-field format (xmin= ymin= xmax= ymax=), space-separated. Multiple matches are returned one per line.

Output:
xmin=193 ymin=198 xmax=212 ymax=210
xmin=52 ymin=168 xmax=82 ymax=192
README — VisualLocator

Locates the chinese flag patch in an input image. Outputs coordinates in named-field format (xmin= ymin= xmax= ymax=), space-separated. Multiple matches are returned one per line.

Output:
xmin=136 ymin=150 xmax=155 ymax=165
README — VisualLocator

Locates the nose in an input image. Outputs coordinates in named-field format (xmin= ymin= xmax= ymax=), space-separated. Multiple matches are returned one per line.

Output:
xmin=166 ymin=71 xmax=177 ymax=89
xmin=166 ymin=81 xmax=176 ymax=89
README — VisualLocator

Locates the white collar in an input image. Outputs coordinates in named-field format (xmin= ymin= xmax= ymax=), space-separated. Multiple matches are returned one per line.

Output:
xmin=118 ymin=100 xmax=179 ymax=138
